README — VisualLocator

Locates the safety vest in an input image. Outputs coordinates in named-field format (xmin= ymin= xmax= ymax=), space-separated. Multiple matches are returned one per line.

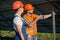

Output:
xmin=23 ymin=13 xmax=37 ymax=36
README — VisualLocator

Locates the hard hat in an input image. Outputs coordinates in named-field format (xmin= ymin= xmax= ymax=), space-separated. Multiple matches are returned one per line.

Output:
xmin=24 ymin=4 xmax=34 ymax=10
xmin=12 ymin=1 xmax=24 ymax=10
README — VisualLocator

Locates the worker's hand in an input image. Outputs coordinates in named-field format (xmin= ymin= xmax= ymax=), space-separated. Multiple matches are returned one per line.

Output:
xmin=36 ymin=15 xmax=42 ymax=20
xmin=21 ymin=38 xmax=24 ymax=40
xmin=27 ymin=34 xmax=32 ymax=39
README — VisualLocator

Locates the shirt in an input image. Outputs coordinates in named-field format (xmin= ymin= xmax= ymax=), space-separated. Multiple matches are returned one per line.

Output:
xmin=13 ymin=14 xmax=23 ymax=31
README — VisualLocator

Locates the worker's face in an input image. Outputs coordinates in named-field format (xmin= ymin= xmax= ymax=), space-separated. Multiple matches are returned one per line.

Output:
xmin=29 ymin=9 xmax=34 ymax=14
xmin=18 ymin=7 xmax=24 ymax=14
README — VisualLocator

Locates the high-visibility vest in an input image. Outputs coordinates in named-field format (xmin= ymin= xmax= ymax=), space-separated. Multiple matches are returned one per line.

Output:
xmin=23 ymin=13 xmax=37 ymax=36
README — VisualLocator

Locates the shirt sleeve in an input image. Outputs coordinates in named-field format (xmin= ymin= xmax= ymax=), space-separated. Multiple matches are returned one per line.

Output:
xmin=39 ymin=15 xmax=44 ymax=20
xmin=33 ymin=14 xmax=38 ymax=18
xmin=13 ymin=17 xmax=23 ymax=27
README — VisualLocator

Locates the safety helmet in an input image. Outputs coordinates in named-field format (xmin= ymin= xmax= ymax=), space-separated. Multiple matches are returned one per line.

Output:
xmin=24 ymin=4 xmax=34 ymax=10
xmin=12 ymin=1 xmax=24 ymax=10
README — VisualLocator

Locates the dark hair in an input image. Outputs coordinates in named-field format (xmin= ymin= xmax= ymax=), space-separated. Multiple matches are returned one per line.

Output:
xmin=14 ymin=9 xmax=18 ymax=11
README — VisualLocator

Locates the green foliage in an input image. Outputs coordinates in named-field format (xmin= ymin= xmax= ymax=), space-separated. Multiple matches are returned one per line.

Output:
xmin=0 ymin=30 xmax=60 ymax=40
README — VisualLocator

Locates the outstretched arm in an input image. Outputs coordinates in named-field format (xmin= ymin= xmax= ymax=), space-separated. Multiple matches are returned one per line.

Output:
xmin=43 ymin=14 xmax=52 ymax=19
xmin=29 ymin=14 xmax=52 ymax=26
xmin=37 ymin=14 xmax=52 ymax=20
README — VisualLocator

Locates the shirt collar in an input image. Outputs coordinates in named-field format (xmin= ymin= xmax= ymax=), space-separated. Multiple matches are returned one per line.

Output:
xmin=15 ymin=14 xmax=21 ymax=17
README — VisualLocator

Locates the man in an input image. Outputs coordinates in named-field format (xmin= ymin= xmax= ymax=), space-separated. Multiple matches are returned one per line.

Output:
xmin=23 ymin=4 xmax=52 ymax=40
xmin=13 ymin=1 xmax=26 ymax=40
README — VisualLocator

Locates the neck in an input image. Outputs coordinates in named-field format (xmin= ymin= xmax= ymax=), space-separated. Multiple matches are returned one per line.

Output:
xmin=27 ymin=13 xmax=32 ymax=17
xmin=27 ymin=12 xmax=31 ymax=15
xmin=16 ymin=11 xmax=21 ymax=16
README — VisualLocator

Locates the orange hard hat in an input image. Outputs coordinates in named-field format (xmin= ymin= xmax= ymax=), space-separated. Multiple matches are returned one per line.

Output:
xmin=24 ymin=4 xmax=34 ymax=10
xmin=12 ymin=1 xmax=24 ymax=10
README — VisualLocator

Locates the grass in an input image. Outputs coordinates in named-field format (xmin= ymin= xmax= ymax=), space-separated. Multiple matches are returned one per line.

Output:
xmin=0 ymin=30 xmax=60 ymax=40
xmin=0 ymin=30 xmax=15 ymax=38
xmin=37 ymin=33 xmax=60 ymax=40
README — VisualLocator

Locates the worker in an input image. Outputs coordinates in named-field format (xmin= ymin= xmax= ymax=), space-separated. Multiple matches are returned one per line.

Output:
xmin=23 ymin=4 xmax=52 ymax=40
xmin=13 ymin=1 xmax=27 ymax=40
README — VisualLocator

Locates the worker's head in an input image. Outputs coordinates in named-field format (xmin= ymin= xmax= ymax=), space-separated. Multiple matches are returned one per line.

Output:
xmin=12 ymin=1 xmax=24 ymax=14
xmin=24 ymin=4 xmax=34 ymax=14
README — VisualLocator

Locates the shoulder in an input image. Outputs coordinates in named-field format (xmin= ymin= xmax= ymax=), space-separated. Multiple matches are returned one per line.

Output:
xmin=13 ymin=16 xmax=22 ymax=23
xmin=32 ymin=13 xmax=37 ymax=17
xmin=14 ymin=17 xmax=21 ymax=20
xmin=23 ymin=14 xmax=28 ymax=18
xmin=23 ymin=14 xmax=27 ymax=16
xmin=13 ymin=17 xmax=23 ymax=25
